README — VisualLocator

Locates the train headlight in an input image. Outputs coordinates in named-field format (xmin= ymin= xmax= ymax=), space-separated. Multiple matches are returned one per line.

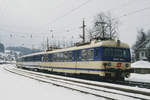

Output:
xmin=125 ymin=64 xmax=129 ymax=67
xmin=108 ymin=63 xmax=111 ymax=66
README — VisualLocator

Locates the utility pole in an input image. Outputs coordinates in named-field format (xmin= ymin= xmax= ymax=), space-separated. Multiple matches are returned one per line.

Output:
xmin=83 ymin=19 xmax=85 ymax=43
xmin=82 ymin=19 xmax=86 ymax=43
xmin=49 ymin=28 xmax=53 ymax=49
xmin=46 ymin=37 xmax=49 ymax=50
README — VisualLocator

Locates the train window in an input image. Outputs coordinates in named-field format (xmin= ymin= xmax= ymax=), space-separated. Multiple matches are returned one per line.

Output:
xmin=104 ymin=48 xmax=110 ymax=57
xmin=110 ymin=48 xmax=113 ymax=57
xmin=53 ymin=53 xmax=57 ymax=61
xmin=95 ymin=48 xmax=99 ymax=58
xmin=48 ymin=54 xmax=52 ymax=61
xmin=68 ymin=51 xmax=72 ymax=61
xmin=37 ymin=55 xmax=41 ymax=61
xmin=29 ymin=56 xmax=32 ymax=61
xmin=81 ymin=49 xmax=87 ymax=61
xmin=56 ymin=53 xmax=63 ymax=61
xmin=119 ymin=49 xmax=123 ymax=58
xmin=104 ymin=48 xmax=114 ymax=58
xmin=87 ymin=49 xmax=94 ymax=60
xmin=114 ymin=49 xmax=123 ymax=58
xmin=59 ymin=53 xmax=64 ymax=61
xmin=74 ymin=51 xmax=80 ymax=61
xmin=24 ymin=57 xmax=27 ymax=62
xmin=56 ymin=53 xmax=59 ymax=61
xmin=123 ymin=49 xmax=130 ymax=58
xmin=42 ymin=56 xmax=44 ymax=62
xmin=64 ymin=52 xmax=68 ymax=61
xmin=33 ymin=56 xmax=35 ymax=61
xmin=104 ymin=48 xmax=130 ymax=59
xmin=43 ymin=54 xmax=49 ymax=62
xmin=20 ymin=58 xmax=22 ymax=62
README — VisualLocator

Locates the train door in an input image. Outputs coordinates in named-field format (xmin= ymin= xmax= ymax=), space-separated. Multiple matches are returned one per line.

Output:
xmin=73 ymin=50 xmax=80 ymax=74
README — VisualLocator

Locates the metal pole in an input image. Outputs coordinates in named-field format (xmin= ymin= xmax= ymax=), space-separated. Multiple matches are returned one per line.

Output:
xmin=83 ymin=19 xmax=86 ymax=43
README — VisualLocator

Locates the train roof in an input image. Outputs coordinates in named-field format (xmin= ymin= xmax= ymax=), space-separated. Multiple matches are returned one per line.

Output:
xmin=21 ymin=40 xmax=130 ymax=58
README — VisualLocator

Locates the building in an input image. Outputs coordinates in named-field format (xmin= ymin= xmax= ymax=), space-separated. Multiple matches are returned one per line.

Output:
xmin=134 ymin=39 xmax=150 ymax=62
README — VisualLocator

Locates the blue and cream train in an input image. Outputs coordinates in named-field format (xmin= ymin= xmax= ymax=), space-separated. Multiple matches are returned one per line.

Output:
xmin=16 ymin=40 xmax=131 ymax=80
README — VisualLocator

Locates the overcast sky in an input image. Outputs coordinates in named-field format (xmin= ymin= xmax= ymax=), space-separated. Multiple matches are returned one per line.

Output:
xmin=0 ymin=0 xmax=150 ymax=49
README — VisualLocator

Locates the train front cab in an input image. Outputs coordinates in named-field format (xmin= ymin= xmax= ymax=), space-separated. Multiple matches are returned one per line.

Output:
xmin=101 ymin=46 xmax=131 ymax=80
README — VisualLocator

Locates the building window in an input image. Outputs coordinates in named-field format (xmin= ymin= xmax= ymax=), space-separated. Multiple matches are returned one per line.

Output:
xmin=141 ymin=52 xmax=145 ymax=57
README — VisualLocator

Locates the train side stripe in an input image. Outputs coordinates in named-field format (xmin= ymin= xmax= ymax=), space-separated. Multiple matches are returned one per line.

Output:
xmin=20 ymin=64 xmax=130 ymax=72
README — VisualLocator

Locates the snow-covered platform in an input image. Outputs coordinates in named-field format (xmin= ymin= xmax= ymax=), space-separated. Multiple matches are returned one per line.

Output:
xmin=126 ymin=73 xmax=150 ymax=83
xmin=125 ymin=60 xmax=150 ymax=83
xmin=131 ymin=61 xmax=150 ymax=74
xmin=132 ymin=61 xmax=150 ymax=69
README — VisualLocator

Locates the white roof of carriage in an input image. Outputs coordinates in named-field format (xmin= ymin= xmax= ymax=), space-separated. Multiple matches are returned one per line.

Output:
xmin=21 ymin=40 xmax=129 ymax=58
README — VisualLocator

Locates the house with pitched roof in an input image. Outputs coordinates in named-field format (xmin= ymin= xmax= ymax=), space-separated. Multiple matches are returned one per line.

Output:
xmin=134 ymin=39 xmax=150 ymax=62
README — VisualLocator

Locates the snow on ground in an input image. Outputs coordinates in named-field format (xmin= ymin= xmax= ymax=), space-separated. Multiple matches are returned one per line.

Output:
xmin=131 ymin=60 xmax=150 ymax=68
xmin=1 ymin=63 xmax=150 ymax=100
xmin=0 ymin=64 xmax=102 ymax=100
xmin=126 ymin=73 xmax=150 ymax=83
xmin=126 ymin=60 xmax=150 ymax=83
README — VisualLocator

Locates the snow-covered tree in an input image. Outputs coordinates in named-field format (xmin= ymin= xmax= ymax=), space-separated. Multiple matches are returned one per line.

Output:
xmin=132 ymin=28 xmax=147 ymax=51
xmin=0 ymin=43 xmax=4 ymax=53
xmin=132 ymin=28 xmax=150 ymax=61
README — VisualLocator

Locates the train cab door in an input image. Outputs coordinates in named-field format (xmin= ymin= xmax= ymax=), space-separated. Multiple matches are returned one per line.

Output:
xmin=73 ymin=50 xmax=80 ymax=74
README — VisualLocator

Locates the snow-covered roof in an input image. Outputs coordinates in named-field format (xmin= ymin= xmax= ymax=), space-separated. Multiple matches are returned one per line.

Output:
xmin=0 ymin=52 xmax=5 ymax=57
xmin=145 ymin=41 xmax=150 ymax=48
xmin=135 ymin=39 xmax=150 ymax=50
xmin=131 ymin=61 xmax=150 ymax=68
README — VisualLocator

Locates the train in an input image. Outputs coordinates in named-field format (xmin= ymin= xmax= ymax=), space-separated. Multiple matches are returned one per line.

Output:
xmin=16 ymin=40 xmax=131 ymax=81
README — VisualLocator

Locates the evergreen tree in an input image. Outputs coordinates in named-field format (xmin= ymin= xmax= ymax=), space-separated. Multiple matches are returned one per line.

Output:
xmin=0 ymin=43 xmax=4 ymax=53
xmin=132 ymin=29 xmax=147 ymax=51
xmin=132 ymin=28 xmax=149 ymax=61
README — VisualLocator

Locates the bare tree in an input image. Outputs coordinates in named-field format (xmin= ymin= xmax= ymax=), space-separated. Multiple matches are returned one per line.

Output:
xmin=88 ymin=12 xmax=119 ymax=41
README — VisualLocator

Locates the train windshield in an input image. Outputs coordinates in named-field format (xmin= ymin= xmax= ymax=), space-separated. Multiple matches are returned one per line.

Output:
xmin=103 ymin=47 xmax=131 ymax=61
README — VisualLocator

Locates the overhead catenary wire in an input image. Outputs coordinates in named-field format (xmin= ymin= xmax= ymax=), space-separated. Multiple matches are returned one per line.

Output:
xmin=0 ymin=0 xmax=144 ymax=36
xmin=86 ymin=5 xmax=150 ymax=29
xmin=0 ymin=0 xmax=93 ymax=39
xmin=1 ymin=0 xmax=150 ymax=47
xmin=52 ymin=0 xmax=150 ymax=35
xmin=50 ymin=0 xmax=93 ymax=24
xmin=115 ymin=6 xmax=150 ymax=19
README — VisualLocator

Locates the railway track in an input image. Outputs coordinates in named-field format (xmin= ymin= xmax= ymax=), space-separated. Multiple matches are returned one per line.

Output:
xmin=4 ymin=66 xmax=150 ymax=100
xmin=114 ymin=80 xmax=150 ymax=89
